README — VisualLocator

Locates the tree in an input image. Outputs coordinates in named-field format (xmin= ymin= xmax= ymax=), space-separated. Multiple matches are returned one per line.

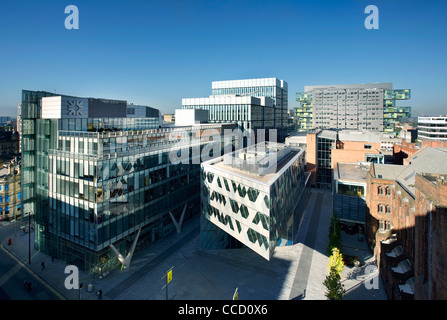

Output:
xmin=323 ymin=248 xmax=346 ymax=300
xmin=327 ymin=211 xmax=342 ymax=256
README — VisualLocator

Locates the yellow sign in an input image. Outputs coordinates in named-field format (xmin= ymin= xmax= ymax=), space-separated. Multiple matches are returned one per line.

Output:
xmin=167 ymin=270 xmax=172 ymax=284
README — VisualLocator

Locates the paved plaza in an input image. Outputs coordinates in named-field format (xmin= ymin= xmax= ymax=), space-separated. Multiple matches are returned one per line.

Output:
xmin=1 ymin=189 xmax=387 ymax=300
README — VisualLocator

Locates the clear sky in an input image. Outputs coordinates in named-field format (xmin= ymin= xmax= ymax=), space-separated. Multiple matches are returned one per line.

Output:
xmin=0 ymin=0 xmax=446 ymax=117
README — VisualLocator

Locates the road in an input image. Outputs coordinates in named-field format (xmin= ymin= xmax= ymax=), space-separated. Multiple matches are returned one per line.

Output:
xmin=0 ymin=221 xmax=61 ymax=300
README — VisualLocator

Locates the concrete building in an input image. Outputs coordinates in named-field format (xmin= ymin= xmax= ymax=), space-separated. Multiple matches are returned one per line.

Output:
xmin=295 ymin=83 xmax=411 ymax=133
xmin=200 ymin=142 xmax=309 ymax=260
xmin=418 ymin=116 xmax=447 ymax=141
xmin=365 ymin=147 xmax=447 ymax=299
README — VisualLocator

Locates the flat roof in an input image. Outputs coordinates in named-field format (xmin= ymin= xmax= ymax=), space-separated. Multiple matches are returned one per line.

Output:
xmin=203 ymin=142 xmax=303 ymax=186
xmin=213 ymin=150 xmax=299 ymax=184
xmin=305 ymin=83 xmax=393 ymax=92
xmin=335 ymin=163 xmax=369 ymax=182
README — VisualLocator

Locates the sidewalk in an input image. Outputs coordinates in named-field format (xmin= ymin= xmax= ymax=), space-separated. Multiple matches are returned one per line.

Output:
xmin=1 ymin=189 xmax=387 ymax=300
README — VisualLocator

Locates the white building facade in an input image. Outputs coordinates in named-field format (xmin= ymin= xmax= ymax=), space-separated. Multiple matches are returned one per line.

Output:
xmin=200 ymin=142 xmax=309 ymax=260
xmin=183 ymin=77 xmax=288 ymax=142
xmin=418 ymin=116 xmax=447 ymax=141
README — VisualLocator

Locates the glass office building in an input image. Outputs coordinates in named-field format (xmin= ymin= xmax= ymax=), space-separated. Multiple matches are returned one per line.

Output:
xmin=20 ymin=90 xmax=235 ymax=275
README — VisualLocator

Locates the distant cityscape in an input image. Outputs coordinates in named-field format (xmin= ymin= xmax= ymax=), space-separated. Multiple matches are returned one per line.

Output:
xmin=0 ymin=76 xmax=441 ymax=302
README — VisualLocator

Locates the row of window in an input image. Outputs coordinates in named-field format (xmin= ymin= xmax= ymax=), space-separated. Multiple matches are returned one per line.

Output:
xmin=377 ymin=204 xmax=391 ymax=214
xmin=0 ymin=193 xmax=20 ymax=202
xmin=0 ymin=204 xmax=21 ymax=215
xmin=377 ymin=186 xmax=391 ymax=196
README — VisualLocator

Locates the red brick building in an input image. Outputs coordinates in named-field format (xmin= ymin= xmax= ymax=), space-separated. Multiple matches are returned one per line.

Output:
xmin=366 ymin=147 xmax=447 ymax=299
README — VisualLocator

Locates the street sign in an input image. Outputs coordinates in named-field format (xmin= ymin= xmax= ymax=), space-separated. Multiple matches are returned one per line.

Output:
xmin=167 ymin=269 xmax=172 ymax=284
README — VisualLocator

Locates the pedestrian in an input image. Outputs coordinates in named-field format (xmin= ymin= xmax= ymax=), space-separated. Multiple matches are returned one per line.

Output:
xmin=41 ymin=261 xmax=45 ymax=271
xmin=26 ymin=281 xmax=31 ymax=291
xmin=23 ymin=279 xmax=27 ymax=289
xmin=97 ymin=289 xmax=103 ymax=300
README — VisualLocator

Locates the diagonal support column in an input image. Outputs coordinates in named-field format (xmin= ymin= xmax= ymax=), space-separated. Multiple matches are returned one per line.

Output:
xmin=110 ymin=227 xmax=142 ymax=269
xmin=168 ymin=203 xmax=188 ymax=233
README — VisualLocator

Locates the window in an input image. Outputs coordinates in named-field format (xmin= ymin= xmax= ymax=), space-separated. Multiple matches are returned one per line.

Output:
xmin=364 ymin=144 xmax=372 ymax=149
xmin=5 ymin=195 xmax=9 ymax=202
xmin=379 ymin=220 xmax=387 ymax=230
xmin=385 ymin=187 xmax=391 ymax=196
xmin=385 ymin=205 xmax=391 ymax=214
xmin=378 ymin=204 xmax=384 ymax=213
xmin=378 ymin=186 xmax=383 ymax=195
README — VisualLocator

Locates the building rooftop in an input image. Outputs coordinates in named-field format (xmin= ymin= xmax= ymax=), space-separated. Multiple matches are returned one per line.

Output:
xmin=304 ymin=83 xmax=393 ymax=92
xmin=395 ymin=147 xmax=447 ymax=196
xmin=204 ymin=142 xmax=303 ymax=185
xmin=211 ymin=78 xmax=287 ymax=90
xmin=335 ymin=162 xmax=370 ymax=183
xmin=372 ymin=164 xmax=405 ymax=181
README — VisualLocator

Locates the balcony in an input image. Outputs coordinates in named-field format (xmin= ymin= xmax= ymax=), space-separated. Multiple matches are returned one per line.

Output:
xmin=394 ymin=277 xmax=415 ymax=300
xmin=391 ymin=258 xmax=414 ymax=281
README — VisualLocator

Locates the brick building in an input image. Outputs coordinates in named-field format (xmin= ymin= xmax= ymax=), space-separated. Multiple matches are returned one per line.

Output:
xmin=306 ymin=129 xmax=393 ymax=189
xmin=366 ymin=147 xmax=447 ymax=299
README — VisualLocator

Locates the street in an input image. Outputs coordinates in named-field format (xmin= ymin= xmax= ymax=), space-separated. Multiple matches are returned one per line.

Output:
xmin=0 ymin=221 xmax=60 ymax=300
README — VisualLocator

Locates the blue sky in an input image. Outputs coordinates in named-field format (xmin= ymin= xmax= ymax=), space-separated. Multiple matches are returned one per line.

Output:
xmin=0 ymin=0 xmax=446 ymax=117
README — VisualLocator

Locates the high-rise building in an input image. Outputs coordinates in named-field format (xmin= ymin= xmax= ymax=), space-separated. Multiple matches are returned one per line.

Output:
xmin=417 ymin=116 xmax=447 ymax=141
xmin=183 ymin=77 xmax=288 ymax=142
xmin=20 ymin=90 xmax=235 ymax=274
xmin=200 ymin=142 xmax=309 ymax=260
xmin=295 ymin=83 xmax=411 ymax=133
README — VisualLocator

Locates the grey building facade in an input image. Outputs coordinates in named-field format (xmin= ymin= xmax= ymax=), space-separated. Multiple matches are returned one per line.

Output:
xmin=295 ymin=83 xmax=411 ymax=133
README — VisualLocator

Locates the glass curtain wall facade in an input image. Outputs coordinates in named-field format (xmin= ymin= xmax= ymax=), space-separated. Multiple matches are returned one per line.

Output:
xmin=37 ymin=123 xmax=233 ymax=274
xmin=316 ymin=135 xmax=336 ymax=189
xmin=21 ymin=90 xmax=234 ymax=275
xmin=181 ymin=96 xmax=274 ymax=140
xmin=46 ymin=126 xmax=216 ymax=274
xmin=383 ymin=89 xmax=411 ymax=133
